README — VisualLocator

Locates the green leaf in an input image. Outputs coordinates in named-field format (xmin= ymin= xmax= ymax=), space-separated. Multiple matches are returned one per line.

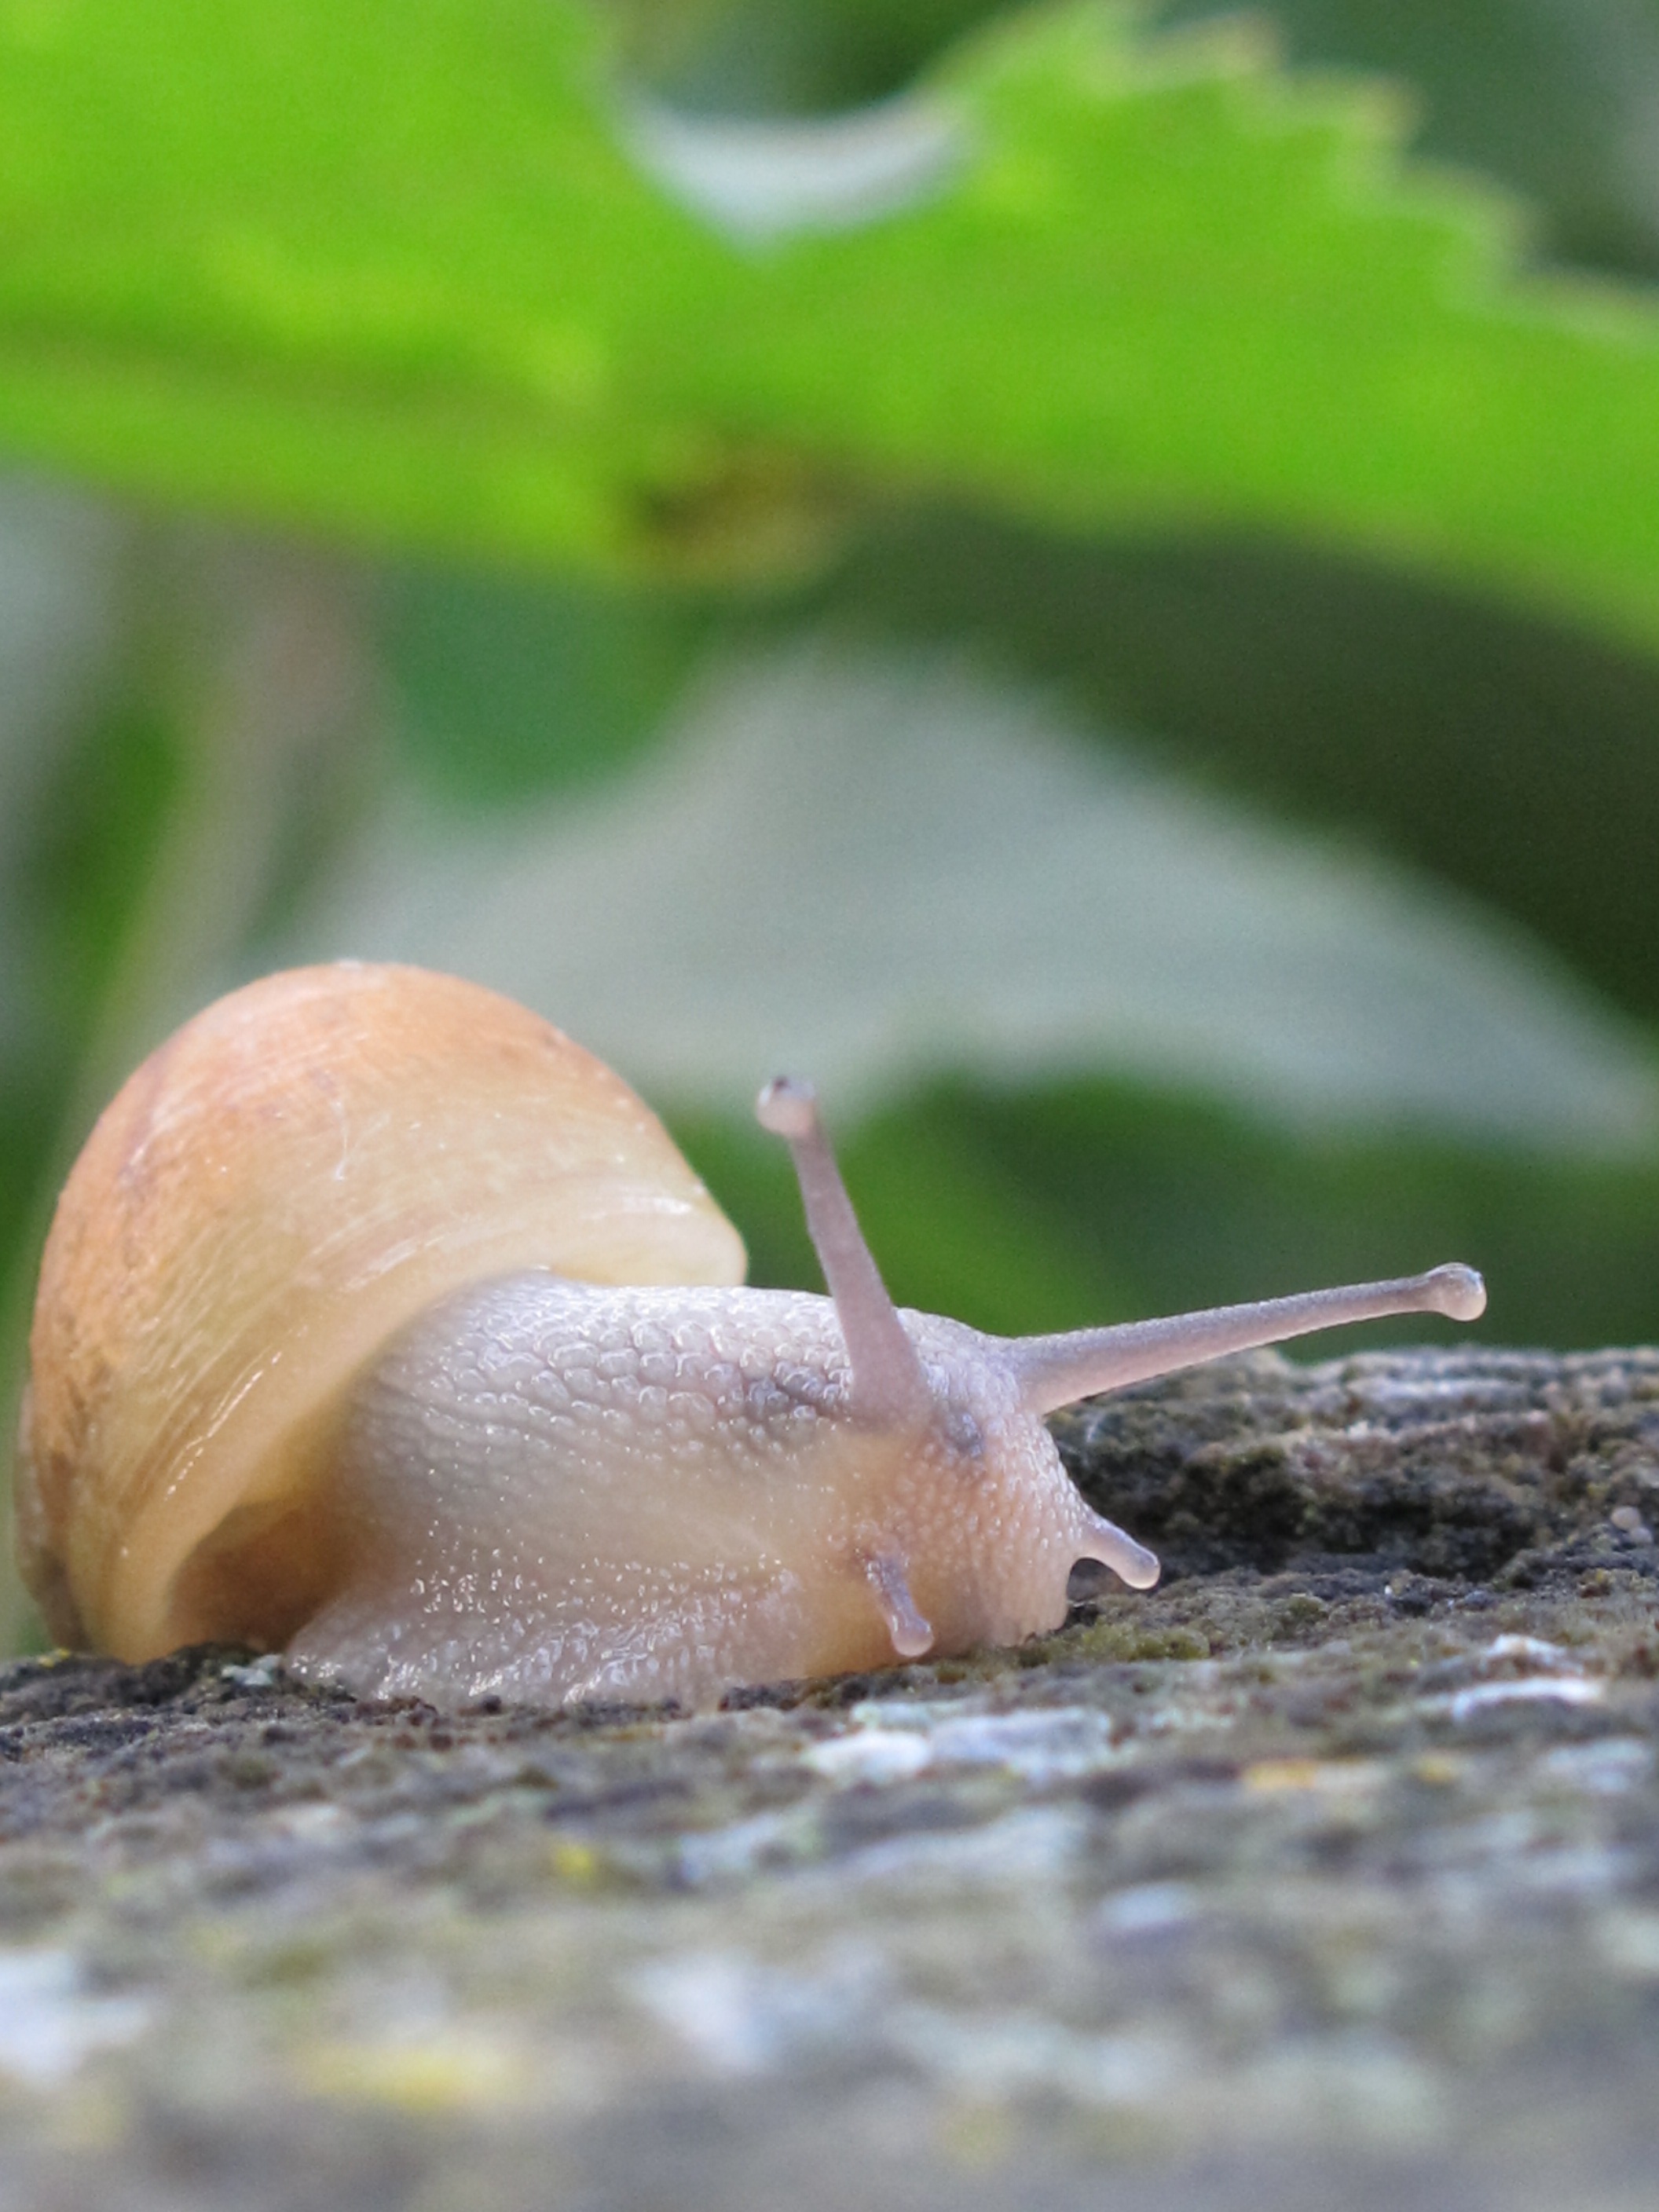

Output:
xmin=383 ymin=566 xmax=712 ymax=807
xmin=5 ymin=1 xmax=1659 ymax=647
xmin=819 ymin=509 xmax=1659 ymax=1023
xmin=272 ymin=643 xmax=1659 ymax=1155
xmin=1165 ymin=0 xmax=1659 ymax=280
xmin=818 ymin=1072 xmax=1659 ymax=1347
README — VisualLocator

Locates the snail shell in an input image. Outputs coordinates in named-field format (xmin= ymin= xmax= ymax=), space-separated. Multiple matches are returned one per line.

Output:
xmin=16 ymin=963 xmax=743 ymax=1667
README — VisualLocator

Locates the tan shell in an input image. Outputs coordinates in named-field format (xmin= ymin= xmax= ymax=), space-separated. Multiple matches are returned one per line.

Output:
xmin=16 ymin=962 xmax=746 ymax=1661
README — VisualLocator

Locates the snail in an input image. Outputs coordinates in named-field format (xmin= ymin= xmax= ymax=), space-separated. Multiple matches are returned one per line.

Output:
xmin=13 ymin=962 xmax=1487 ymax=1708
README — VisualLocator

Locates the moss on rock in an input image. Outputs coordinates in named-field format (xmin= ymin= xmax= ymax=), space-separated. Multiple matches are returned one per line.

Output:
xmin=3 ymin=1347 xmax=1659 ymax=2209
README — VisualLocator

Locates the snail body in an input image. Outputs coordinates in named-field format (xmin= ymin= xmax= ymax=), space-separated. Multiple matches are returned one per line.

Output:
xmin=15 ymin=963 xmax=1487 ymax=1708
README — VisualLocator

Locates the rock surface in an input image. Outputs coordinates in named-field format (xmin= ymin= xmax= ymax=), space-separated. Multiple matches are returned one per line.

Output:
xmin=3 ymin=1346 xmax=1659 ymax=2210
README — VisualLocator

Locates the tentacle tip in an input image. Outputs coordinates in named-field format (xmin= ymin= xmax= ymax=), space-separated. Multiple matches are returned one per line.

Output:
xmin=1080 ymin=1518 xmax=1162 ymax=1592
xmin=866 ymin=1552 xmax=934 ymax=1660
xmin=889 ymin=1622 xmax=936 ymax=1661
xmin=756 ymin=1075 xmax=819 ymax=1141
xmin=1425 ymin=1263 xmax=1486 ymax=1324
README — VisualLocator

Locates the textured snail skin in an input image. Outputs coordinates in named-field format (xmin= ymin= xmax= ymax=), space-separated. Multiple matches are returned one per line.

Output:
xmin=289 ymin=1280 xmax=1127 ymax=1708
xmin=15 ymin=962 xmax=1485 ymax=1712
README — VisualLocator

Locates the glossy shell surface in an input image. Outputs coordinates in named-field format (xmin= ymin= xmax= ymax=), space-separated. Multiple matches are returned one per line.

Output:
xmin=17 ymin=962 xmax=745 ymax=1659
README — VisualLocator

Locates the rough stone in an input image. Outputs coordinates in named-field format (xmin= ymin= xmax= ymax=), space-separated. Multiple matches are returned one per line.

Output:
xmin=3 ymin=1346 xmax=1659 ymax=2209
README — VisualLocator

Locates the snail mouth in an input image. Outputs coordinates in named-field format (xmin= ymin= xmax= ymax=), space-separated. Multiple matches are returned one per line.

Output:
xmin=1067 ymin=1557 xmax=1120 ymax=1602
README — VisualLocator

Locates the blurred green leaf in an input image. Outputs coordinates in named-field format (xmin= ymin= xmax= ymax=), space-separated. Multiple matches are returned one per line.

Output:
xmin=818 ymin=509 xmax=1659 ymax=1023
xmin=948 ymin=1071 xmax=1659 ymax=1348
xmin=1166 ymin=0 xmax=1659 ymax=280
xmin=624 ymin=0 xmax=1659 ymax=280
xmin=5 ymin=2 xmax=1659 ymax=648
xmin=0 ymin=480 xmax=130 ymax=1268
xmin=274 ymin=643 xmax=1659 ymax=1154
xmin=384 ymin=568 xmax=712 ymax=806
xmin=616 ymin=0 xmax=1006 ymax=117
xmin=20 ymin=693 xmax=179 ymax=1023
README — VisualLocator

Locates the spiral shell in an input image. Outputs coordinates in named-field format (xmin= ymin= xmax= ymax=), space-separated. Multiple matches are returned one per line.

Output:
xmin=16 ymin=962 xmax=745 ymax=1661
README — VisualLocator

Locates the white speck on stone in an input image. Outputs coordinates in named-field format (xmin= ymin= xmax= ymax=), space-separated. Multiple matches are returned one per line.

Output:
xmin=826 ymin=1805 xmax=1087 ymax=1892
xmin=630 ymin=1944 xmax=888 ymax=2075
xmin=886 ymin=2005 xmax=1175 ymax=2108
xmin=1235 ymin=2031 xmax=1448 ymax=2148
xmin=832 ymin=1699 xmax=1121 ymax=1785
xmin=0 ymin=1952 xmax=150 ymax=2088
xmin=272 ymin=1801 xmax=354 ymax=1843
xmin=922 ymin=1707 xmax=1121 ymax=1785
xmin=1537 ymin=1738 xmax=1653 ymax=1794
xmin=1482 ymin=1634 xmax=1577 ymax=1671
xmin=1596 ymin=1907 xmax=1659 ymax=1978
xmin=1097 ymin=1881 xmax=1199 ymax=1937
xmin=1428 ymin=1675 xmax=1606 ymax=1722
xmin=1510 ymin=1844 xmax=1628 ymax=1898
xmin=802 ymin=1730 xmax=933 ymax=1785
xmin=674 ymin=1807 xmax=815 ymax=1887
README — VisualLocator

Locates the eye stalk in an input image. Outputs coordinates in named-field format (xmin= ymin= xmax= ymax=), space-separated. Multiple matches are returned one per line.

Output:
xmin=756 ymin=1075 xmax=932 ymax=1428
xmin=1008 ymin=1265 xmax=1488 ymax=1418
xmin=756 ymin=1079 xmax=1489 ymax=1436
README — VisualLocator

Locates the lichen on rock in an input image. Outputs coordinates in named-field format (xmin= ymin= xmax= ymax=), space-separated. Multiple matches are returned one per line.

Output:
xmin=2 ymin=1346 xmax=1659 ymax=2210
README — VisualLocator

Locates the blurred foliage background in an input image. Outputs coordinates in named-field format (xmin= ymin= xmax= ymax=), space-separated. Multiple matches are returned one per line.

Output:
xmin=2 ymin=0 xmax=1659 ymax=1646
